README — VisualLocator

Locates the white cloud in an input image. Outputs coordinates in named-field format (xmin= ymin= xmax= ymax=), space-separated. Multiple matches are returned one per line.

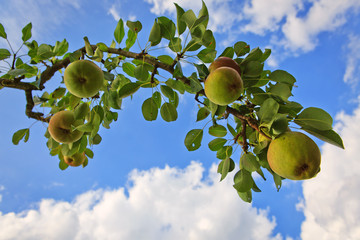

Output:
xmin=299 ymin=103 xmax=360 ymax=239
xmin=242 ymin=0 xmax=304 ymax=35
xmin=108 ymin=4 xmax=121 ymax=21
xmin=0 ymin=162 xmax=283 ymax=240
xmin=343 ymin=34 xmax=360 ymax=88
xmin=280 ymin=0 xmax=360 ymax=52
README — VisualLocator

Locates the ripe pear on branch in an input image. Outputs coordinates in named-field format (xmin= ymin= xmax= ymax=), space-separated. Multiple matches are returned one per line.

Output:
xmin=267 ymin=131 xmax=321 ymax=180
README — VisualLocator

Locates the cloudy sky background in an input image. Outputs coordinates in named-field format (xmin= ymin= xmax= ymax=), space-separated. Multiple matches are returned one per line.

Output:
xmin=0 ymin=0 xmax=360 ymax=239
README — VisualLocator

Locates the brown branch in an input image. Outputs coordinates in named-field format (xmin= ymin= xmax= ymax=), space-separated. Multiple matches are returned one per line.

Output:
xmin=25 ymin=90 xmax=50 ymax=122
xmin=0 ymin=78 xmax=38 ymax=90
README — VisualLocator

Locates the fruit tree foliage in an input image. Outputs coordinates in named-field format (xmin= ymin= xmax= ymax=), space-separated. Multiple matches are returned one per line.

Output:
xmin=0 ymin=1 xmax=344 ymax=203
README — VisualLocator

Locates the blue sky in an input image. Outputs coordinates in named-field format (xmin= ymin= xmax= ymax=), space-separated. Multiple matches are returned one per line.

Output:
xmin=0 ymin=0 xmax=360 ymax=239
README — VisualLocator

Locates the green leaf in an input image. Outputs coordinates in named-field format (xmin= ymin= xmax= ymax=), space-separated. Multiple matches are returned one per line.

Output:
xmin=268 ymin=82 xmax=292 ymax=102
xmin=243 ymin=47 xmax=263 ymax=63
xmin=181 ymin=10 xmax=197 ymax=29
xmin=188 ymin=73 xmax=203 ymax=93
xmin=152 ymin=91 xmax=162 ymax=108
xmin=173 ymin=62 xmax=183 ymax=78
xmin=122 ymin=62 xmax=135 ymax=77
xmin=208 ymin=138 xmax=227 ymax=151
xmin=295 ymin=107 xmax=333 ymax=131
xmin=302 ymin=126 xmax=344 ymax=149
xmin=85 ymin=148 xmax=94 ymax=158
xmin=158 ymin=55 xmax=174 ymax=65
xmin=114 ymin=19 xmax=125 ymax=44
xmin=273 ymin=172 xmax=282 ymax=191
xmin=196 ymin=107 xmax=210 ymax=121
xmin=53 ymin=39 xmax=69 ymax=56
xmin=92 ymin=134 xmax=102 ymax=145
xmin=197 ymin=48 xmax=216 ymax=63
xmin=219 ymin=47 xmax=234 ymax=58
xmin=0 ymin=23 xmax=7 ymax=39
xmin=233 ymin=170 xmax=253 ymax=192
xmin=269 ymin=70 xmax=296 ymax=88
xmin=149 ymin=20 xmax=162 ymax=46
xmin=258 ymin=98 xmax=280 ymax=128
xmin=185 ymin=39 xmax=202 ymax=52
xmin=227 ymin=123 xmax=237 ymax=138
xmin=234 ymin=41 xmax=250 ymax=57
xmin=259 ymin=48 xmax=271 ymax=62
xmin=96 ymin=42 xmax=108 ymax=51
xmin=59 ymin=159 xmax=69 ymax=170
xmin=142 ymin=97 xmax=158 ymax=121
xmin=160 ymin=102 xmax=178 ymax=122
xmin=51 ymin=87 xmax=66 ymax=99
xmin=168 ymin=37 xmax=182 ymax=52
xmin=8 ymin=68 xmax=27 ymax=77
xmin=160 ymin=85 xmax=175 ymax=100
xmin=83 ymin=36 xmax=93 ymax=56
xmin=125 ymin=29 xmax=137 ymax=50
xmin=126 ymin=20 xmax=142 ymax=33
xmin=237 ymin=190 xmax=252 ymax=203
xmin=174 ymin=3 xmax=186 ymax=35
xmin=134 ymin=64 xmax=149 ymax=81
xmin=240 ymin=153 xmax=260 ymax=172
xmin=74 ymin=102 xmax=90 ymax=119
xmin=220 ymin=157 xmax=232 ymax=181
xmin=36 ymin=44 xmax=54 ymax=60
xmin=157 ymin=17 xmax=176 ymax=40
xmin=118 ymin=82 xmax=140 ymax=99
xmin=209 ymin=125 xmax=227 ymax=137
xmin=0 ymin=49 xmax=11 ymax=60
xmin=21 ymin=23 xmax=32 ymax=42
xmin=194 ymin=63 xmax=209 ymax=79
xmin=165 ymin=79 xmax=185 ymax=94
xmin=198 ymin=0 xmax=209 ymax=28
xmin=201 ymin=30 xmax=215 ymax=49
xmin=93 ymin=47 xmax=103 ymax=62
xmin=243 ymin=61 xmax=263 ymax=77
xmin=12 ymin=128 xmax=30 ymax=145
xmin=216 ymin=145 xmax=233 ymax=159
xmin=184 ymin=129 xmax=203 ymax=151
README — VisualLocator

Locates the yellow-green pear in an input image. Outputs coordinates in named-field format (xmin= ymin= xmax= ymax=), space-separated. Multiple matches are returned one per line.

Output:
xmin=48 ymin=110 xmax=83 ymax=144
xmin=64 ymin=152 xmax=86 ymax=167
xmin=205 ymin=67 xmax=243 ymax=106
xmin=267 ymin=131 xmax=321 ymax=180
xmin=64 ymin=60 xmax=104 ymax=98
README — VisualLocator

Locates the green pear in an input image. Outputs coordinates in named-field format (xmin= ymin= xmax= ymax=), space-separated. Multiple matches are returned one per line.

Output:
xmin=209 ymin=56 xmax=241 ymax=76
xmin=64 ymin=60 xmax=104 ymax=98
xmin=64 ymin=152 xmax=86 ymax=167
xmin=48 ymin=110 xmax=83 ymax=144
xmin=267 ymin=131 xmax=321 ymax=180
xmin=204 ymin=67 xmax=243 ymax=106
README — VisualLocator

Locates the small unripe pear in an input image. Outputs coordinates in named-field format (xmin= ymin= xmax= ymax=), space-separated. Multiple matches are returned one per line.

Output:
xmin=64 ymin=152 xmax=86 ymax=167
xmin=48 ymin=110 xmax=83 ymax=144
xmin=64 ymin=60 xmax=104 ymax=98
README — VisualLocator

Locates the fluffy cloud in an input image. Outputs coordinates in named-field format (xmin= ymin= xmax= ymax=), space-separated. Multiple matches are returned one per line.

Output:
xmin=343 ymin=34 xmax=360 ymax=88
xmin=299 ymin=103 xmax=360 ymax=239
xmin=145 ymin=0 xmax=360 ymax=53
xmin=0 ymin=162 xmax=283 ymax=240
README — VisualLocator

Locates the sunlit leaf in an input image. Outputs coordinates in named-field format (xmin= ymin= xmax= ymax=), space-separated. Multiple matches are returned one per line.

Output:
xmin=184 ymin=129 xmax=203 ymax=151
